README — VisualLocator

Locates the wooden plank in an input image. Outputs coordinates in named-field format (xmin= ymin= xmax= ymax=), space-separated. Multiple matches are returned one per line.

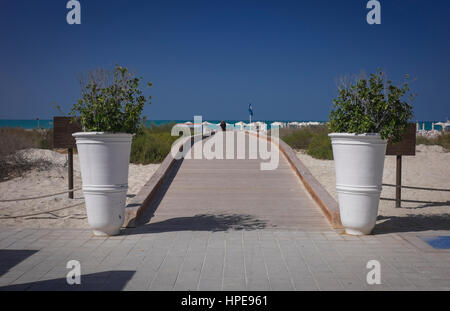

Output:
xmin=251 ymin=132 xmax=343 ymax=229
xmin=124 ymin=135 xmax=204 ymax=227
xmin=127 ymin=132 xmax=333 ymax=231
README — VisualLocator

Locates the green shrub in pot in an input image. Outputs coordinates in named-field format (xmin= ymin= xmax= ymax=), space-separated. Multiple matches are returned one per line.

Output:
xmin=69 ymin=65 xmax=152 ymax=133
xmin=328 ymin=69 xmax=414 ymax=235
xmin=329 ymin=69 xmax=414 ymax=142
xmin=70 ymin=65 xmax=152 ymax=236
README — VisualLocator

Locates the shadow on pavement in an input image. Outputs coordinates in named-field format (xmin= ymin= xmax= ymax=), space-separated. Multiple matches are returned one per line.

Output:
xmin=380 ymin=197 xmax=450 ymax=209
xmin=0 ymin=249 xmax=135 ymax=291
xmin=123 ymin=213 xmax=272 ymax=235
xmin=0 ymin=250 xmax=38 ymax=277
xmin=374 ymin=213 xmax=450 ymax=234
xmin=0 ymin=270 xmax=135 ymax=291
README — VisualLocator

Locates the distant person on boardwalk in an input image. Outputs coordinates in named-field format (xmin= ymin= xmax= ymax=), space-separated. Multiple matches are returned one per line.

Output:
xmin=220 ymin=120 xmax=226 ymax=131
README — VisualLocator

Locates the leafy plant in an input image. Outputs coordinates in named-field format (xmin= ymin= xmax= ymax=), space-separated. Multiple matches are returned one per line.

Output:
xmin=69 ymin=65 xmax=151 ymax=134
xmin=329 ymin=69 xmax=414 ymax=143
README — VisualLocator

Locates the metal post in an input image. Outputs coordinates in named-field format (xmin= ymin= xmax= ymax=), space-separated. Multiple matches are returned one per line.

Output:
xmin=68 ymin=148 xmax=74 ymax=199
xmin=395 ymin=155 xmax=402 ymax=207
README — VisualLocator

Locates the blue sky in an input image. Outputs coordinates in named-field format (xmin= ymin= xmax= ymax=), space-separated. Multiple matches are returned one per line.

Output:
xmin=0 ymin=0 xmax=449 ymax=121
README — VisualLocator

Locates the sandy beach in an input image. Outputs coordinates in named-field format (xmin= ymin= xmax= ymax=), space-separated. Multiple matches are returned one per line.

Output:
xmin=1 ymin=144 xmax=449 ymax=233
xmin=296 ymin=144 xmax=450 ymax=233
xmin=0 ymin=149 xmax=160 ymax=229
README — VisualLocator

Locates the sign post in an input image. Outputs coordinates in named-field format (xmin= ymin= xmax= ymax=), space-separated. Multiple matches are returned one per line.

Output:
xmin=385 ymin=123 xmax=416 ymax=208
xmin=68 ymin=148 xmax=74 ymax=199
xmin=53 ymin=117 xmax=82 ymax=199
xmin=395 ymin=155 xmax=402 ymax=207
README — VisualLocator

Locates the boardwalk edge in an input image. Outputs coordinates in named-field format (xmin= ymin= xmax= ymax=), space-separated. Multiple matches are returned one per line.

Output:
xmin=250 ymin=131 xmax=343 ymax=229
xmin=123 ymin=134 xmax=208 ymax=228
xmin=125 ymin=131 xmax=342 ymax=229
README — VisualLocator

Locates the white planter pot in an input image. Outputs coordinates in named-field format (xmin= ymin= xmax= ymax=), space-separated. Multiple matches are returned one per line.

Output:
xmin=329 ymin=133 xmax=387 ymax=235
xmin=73 ymin=132 xmax=132 ymax=236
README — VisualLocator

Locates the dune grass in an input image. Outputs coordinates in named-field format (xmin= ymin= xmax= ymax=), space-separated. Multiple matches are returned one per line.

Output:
xmin=130 ymin=122 xmax=180 ymax=164
xmin=416 ymin=133 xmax=450 ymax=151
xmin=279 ymin=125 xmax=333 ymax=160
xmin=306 ymin=133 xmax=333 ymax=160
xmin=0 ymin=127 xmax=53 ymax=180
xmin=0 ymin=123 xmax=182 ymax=179
xmin=280 ymin=126 xmax=450 ymax=160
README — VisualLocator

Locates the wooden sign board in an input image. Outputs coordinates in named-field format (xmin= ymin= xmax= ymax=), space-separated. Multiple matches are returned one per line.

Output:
xmin=53 ymin=117 xmax=82 ymax=149
xmin=386 ymin=123 xmax=416 ymax=156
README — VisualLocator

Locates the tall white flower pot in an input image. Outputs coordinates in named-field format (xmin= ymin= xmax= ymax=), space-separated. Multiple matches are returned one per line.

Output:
xmin=329 ymin=133 xmax=387 ymax=235
xmin=73 ymin=132 xmax=132 ymax=236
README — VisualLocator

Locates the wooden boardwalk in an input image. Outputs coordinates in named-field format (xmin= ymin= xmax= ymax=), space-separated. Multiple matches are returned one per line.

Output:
xmin=140 ymin=132 xmax=331 ymax=232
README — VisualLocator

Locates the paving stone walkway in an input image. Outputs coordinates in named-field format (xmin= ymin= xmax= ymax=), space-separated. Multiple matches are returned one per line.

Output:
xmin=1 ymin=133 xmax=449 ymax=290
xmin=0 ymin=228 xmax=449 ymax=290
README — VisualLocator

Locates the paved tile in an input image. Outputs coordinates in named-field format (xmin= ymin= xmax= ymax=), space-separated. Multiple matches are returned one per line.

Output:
xmin=1 ymin=138 xmax=450 ymax=291
xmin=0 ymin=228 xmax=448 ymax=291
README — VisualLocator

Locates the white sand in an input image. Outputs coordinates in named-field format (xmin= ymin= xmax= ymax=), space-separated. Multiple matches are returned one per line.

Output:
xmin=296 ymin=145 xmax=450 ymax=233
xmin=2 ymin=145 xmax=448 ymax=233
xmin=0 ymin=149 xmax=160 ymax=229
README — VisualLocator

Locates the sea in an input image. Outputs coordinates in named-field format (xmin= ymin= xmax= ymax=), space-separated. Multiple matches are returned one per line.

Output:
xmin=0 ymin=119 xmax=446 ymax=131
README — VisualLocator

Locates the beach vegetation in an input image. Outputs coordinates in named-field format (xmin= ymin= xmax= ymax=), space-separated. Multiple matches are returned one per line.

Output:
xmin=306 ymin=133 xmax=333 ymax=160
xmin=280 ymin=125 xmax=333 ymax=160
xmin=0 ymin=128 xmax=53 ymax=180
xmin=68 ymin=65 xmax=151 ymax=134
xmin=130 ymin=123 xmax=179 ymax=164
xmin=416 ymin=133 xmax=450 ymax=151
xmin=329 ymin=69 xmax=414 ymax=143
